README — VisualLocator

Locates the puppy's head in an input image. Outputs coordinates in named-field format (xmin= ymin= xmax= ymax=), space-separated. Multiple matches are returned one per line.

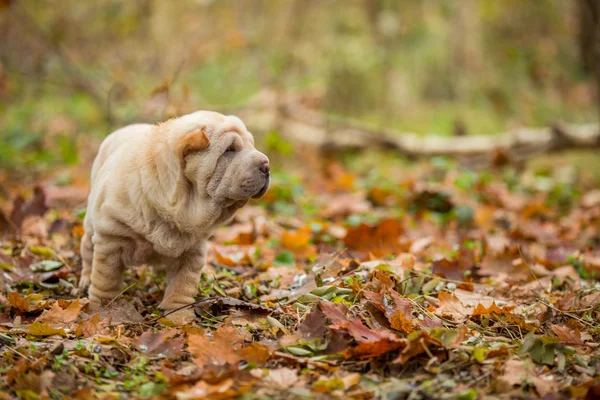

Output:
xmin=168 ymin=111 xmax=270 ymax=206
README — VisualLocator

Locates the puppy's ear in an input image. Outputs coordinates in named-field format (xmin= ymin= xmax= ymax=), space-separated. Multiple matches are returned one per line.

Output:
xmin=177 ymin=127 xmax=210 ymax=161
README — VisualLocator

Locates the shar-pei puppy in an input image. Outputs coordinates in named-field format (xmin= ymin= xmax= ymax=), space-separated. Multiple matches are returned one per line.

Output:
xmin=79 ymin=111 xmax=270 ymax=322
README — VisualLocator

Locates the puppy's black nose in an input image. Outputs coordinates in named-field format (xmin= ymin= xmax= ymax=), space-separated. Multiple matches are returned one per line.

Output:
xmin=259 ymin=160 xmax=270 ymax=175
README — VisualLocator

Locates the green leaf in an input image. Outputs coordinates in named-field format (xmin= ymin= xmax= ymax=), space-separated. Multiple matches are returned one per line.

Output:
xmin=519 ymin=333 xmax=560 ymax=366
xmin=274 ymin=251 xmax=295 ymax=266
xmin=138 ymin=382 xmax=165 ymax=397
xmin=457 ymin=388 xmax=478 ymax=400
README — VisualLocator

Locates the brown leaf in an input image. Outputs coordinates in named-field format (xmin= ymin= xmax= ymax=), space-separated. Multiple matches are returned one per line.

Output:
xmin=36 ymin=299 xmax=87 ymax=326
xmin=297 ymin=307 xmax=327 ymax=341
xmin=435 ymin=292 xmax=470 ymax=322
xmin=393 ymin=330 xmax=442 ymax=364
xmin=343 ymin=218 xmax=403 ymax=257
xmin=75 ymin=314 xmax=106 ymax=338
xmin=178 ymin=378 xmax=237 ymax=399
xmin=99 ymin=299 xmax=144 ymax=325
xmin=384 ymin=290 xmax=414 ymax=333
xmin=187 ymin=326 xmax=244 ymax=369
xmin=551 ymin=324 xmax=585 ymax=346
xmin=135 ymin=329 xmax=184 ymax=357
xmin=267 ymin=368 xmax=299 ymax=388
xmin=10 ymin=186 xmax=48 ymax=230
xmin=319 ymin=301 xmax=349 ymax=328
xmin=345 ymin=319 xmax=404 ymax=359
xmin=431 ymin=258 xmax=465 ymax=281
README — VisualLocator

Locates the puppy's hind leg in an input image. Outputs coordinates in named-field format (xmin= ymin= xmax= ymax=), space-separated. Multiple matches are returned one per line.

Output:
xmin=78 ymin=230 xmax=94 ymax=292
xmin=88 ymin=236 xmax=124 ymax=311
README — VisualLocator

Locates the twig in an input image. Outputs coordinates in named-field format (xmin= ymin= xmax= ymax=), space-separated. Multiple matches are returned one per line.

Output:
xmin=536 ymin=297 xmax=596 ymax=328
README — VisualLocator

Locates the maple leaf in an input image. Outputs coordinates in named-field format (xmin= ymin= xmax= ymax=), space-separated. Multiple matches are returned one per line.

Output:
xmin=343 ymin=218 xmax=403 ymax=257
xmin=471 ymin=302 xmax=507 ymax=317
xmin=319 ymin=301 xmax=351 ymax=328
xmin=75 ymin=314 xmax=106 ymax=338
xmin=435 ymin=291 xmax=470 ymax=322
xmin=36 ymin=299 xmax=87 ymax=326
xmin=187 ymin=326 xmax=266 ymax=370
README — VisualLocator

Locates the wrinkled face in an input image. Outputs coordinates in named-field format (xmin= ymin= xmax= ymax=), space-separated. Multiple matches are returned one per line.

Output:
xmin=182 ymin=111 xmax=270 ymax=206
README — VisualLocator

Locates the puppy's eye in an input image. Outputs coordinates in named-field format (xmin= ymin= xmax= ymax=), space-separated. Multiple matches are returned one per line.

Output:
xmin=226 ymin=144 xmax=236 ymax=153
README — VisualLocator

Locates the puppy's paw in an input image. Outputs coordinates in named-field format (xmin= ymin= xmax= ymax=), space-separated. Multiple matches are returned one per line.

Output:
xmin=163 ymin=307 xmax=196 ymax=325
xmin=87 ymin=296 xmax=102 ymax=312
xmin=77 ymin=275 xmax=91 ymax=293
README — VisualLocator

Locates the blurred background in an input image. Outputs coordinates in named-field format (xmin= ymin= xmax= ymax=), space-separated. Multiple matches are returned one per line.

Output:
xmin=0 ymin=0 xmax=598 ymax=180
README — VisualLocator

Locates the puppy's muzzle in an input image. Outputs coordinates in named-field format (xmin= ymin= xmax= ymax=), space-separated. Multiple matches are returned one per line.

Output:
xmin=252 ymin=159 xmax=270 ymax=199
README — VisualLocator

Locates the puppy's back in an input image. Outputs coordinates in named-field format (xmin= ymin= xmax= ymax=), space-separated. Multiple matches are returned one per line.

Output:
xmin=91 ymin=124 xmax=154 ymax=185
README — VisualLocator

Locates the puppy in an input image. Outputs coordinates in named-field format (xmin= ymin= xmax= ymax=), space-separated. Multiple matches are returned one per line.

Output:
xmin=79 ymin=111 xmax=270 ymax=322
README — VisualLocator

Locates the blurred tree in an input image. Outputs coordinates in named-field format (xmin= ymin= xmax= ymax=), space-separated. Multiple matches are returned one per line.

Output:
xmin=577 ymin=0 xmax=600 ymax=117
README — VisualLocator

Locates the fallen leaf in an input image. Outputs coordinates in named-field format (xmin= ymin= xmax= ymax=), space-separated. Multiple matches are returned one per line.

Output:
xmin=7 ymin=292 xmax=30 ymax=312
xmin=28 ymin=321 xmax=66 ymax=337
xmin=135 ymin=329 xmax=184 ymax=357
xmin=30 ymin=260 xmax=63 ymax=272
xmin=435 ymin=291 xmax=469 ymax=322
xmin=343 ymin=218 xmax=403 ymax=257
xmin=187 ymin=326 xmax=244 ymax=369
xmin=99 ymin=299 xmax=145 ymax=325
xmin=36 ymin=299 xmax=87 ymax=326
xmin=268 ymin=367 xmax=299 ymax=388
xmin=551 ymin=324 xmax=585 ymax=346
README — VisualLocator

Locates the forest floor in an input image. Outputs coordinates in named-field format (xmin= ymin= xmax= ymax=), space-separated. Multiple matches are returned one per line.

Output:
xmin=0 ymin=150 xmax=599 ymax=400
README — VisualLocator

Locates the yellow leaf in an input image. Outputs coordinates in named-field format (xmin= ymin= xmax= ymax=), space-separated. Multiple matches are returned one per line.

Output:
xmin=28 ymin=322 xmax=66 ymax=337
xmin=28 ymin=245 xmax=55 ymax=258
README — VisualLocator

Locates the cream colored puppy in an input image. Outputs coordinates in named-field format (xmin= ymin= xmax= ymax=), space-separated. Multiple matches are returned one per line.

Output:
xmin=79 ymin=111 xmax=270 ymax=322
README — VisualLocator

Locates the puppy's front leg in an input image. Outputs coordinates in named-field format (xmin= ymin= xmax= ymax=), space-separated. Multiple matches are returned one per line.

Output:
xmin=88 ymin=237 xmax=124 ymax=310
xmin=160 ymin=248 xmax=206 ymax=324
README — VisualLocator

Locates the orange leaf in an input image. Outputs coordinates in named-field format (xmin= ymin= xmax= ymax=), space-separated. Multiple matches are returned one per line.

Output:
xmin=472 ymin=302 xmax=506 ymax=317
xmin=343 ymin=218 xmax=403 ymax=257
xmin=389 ymin=311 xmax=413 ymax=333
xmin=7 ymin=292 xmax=29 ymax=312
xmin=281 ymin=229 xmax=312 ymax=252
xmin=240 ymin=343 xmax=271 ymax=366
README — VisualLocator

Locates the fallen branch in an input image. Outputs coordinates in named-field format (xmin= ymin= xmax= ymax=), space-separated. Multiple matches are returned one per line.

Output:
xmin=279 ymin=102 xmax=600 ymax=162
xmin=233 ymin=90 xmax=600 ymax=164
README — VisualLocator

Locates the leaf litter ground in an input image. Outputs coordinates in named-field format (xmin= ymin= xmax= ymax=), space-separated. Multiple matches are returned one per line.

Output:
xmin=0 ymin=157 xmax=599 ymax=399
